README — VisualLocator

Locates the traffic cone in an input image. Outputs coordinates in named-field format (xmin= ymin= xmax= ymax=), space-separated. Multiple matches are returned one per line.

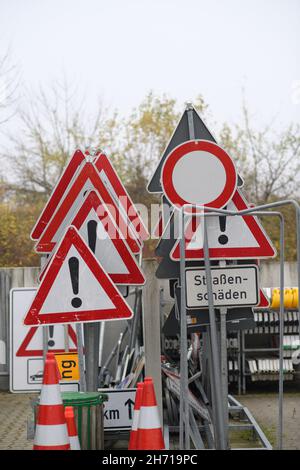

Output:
xmin=33 ymin=352 xmax=70 ymax=450
xmin=128 ymin=382 xmax=144 ymax=450
xmin=136 ymin=377 xmax=165 ymax=450
xmin=65 ymin=406 xmax=81 ymax=450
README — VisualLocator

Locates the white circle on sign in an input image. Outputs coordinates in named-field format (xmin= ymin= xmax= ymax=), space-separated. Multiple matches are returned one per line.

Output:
xmin=171 ymin=150 xmax=226 ymax=205
xmin=161 ymin=140 xmax=237 ymax=211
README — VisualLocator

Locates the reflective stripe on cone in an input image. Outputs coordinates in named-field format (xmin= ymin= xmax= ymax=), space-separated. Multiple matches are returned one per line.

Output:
xmin=136 ymin=377 xmax=165 ymax=450
xmin=33 ymin=352 xmax=70 ymax=450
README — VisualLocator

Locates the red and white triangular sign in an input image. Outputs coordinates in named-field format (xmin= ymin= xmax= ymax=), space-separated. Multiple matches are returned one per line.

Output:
xmin=258 ymin=288 xmax=270 ymax=308
xmin=94 ymin=152 xmax=149 ymax=242
xmin=35 ymin=162 xmax=142 ymax=255
xmin=25 ymin=226 xmax=134 ymax=326
xmin=16 ymin=324 xmax=77 ymax=357
xmin=39 ymin=190 xmax=145 ymax=285
xmin=31 ymin=149 xmax=86 ymax=240
xmin=171 ymin=189 xmax=276 ymax=260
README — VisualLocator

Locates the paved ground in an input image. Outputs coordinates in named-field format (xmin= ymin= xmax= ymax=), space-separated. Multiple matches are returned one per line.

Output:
xmin=0 ymin=390 xmax=299 ymax=450
xmin=0 ymin=392 xmax=37 ymax=450
xmin=238 ymin=392 xmax=300 ymax=449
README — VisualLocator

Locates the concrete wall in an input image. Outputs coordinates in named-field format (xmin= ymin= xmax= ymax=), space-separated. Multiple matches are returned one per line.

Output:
xmin=260 ymin=261 xmax=298 ymax=287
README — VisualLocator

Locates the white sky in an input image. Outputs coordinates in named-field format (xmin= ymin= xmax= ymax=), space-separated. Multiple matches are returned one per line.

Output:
xmin=0 ymin=0 xmax=300 ymax=132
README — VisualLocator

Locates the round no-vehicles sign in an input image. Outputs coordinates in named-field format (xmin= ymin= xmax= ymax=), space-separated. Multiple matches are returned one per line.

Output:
xmin=161 ymin=140 xmax=237 ymax=211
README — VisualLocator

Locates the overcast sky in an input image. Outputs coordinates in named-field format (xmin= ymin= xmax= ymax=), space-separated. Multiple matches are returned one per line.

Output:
xmin=1 ymin=0 xmax=300 ymax=132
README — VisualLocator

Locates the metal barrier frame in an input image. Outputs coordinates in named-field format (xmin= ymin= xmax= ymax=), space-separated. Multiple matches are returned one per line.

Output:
xmin=178 ymin=199 xmax=300 ymax=450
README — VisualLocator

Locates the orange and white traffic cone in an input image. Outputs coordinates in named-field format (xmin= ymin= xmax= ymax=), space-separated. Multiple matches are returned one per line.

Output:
xmin=65 ymin=406 xmax=81 ymax=450
xmin=33 ymin=352 xmax=70 ymax=450
xmin=136 ymin=377 xmax=165 ymax=450
xmin=128 ymin=382 xmax=144 ymax=450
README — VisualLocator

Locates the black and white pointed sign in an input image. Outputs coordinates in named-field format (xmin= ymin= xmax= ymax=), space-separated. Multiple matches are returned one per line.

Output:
xmin=39 ymin=190 xmax=145 ymax=286
xmin=170 ymin=189 xmax=276 ymax=260
xmin=24 ymin=226 xmax=134 ymax=326
xmin=147 ymin=104 xmax=243 ymax=193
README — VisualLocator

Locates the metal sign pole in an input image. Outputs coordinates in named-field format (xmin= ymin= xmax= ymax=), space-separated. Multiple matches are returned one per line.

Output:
xmin=76 ymin=323 xmax=86 ymax=392
xmin=218 ymin=259 xmax=229 ymax=445
xmin=179 ymin=207 xmax=190 ymax=450
xmin=202 ymin=213 xmax=227 ymax=450
xmin=278 ymin=213 xmax=285 ymax=450
xmin=219 ymin=306 xmax=228 ymax=445
xmin=84 ymin=322 xmax=100 ymax=391
xmin=40 ymin=256 xmax=48 ymax=363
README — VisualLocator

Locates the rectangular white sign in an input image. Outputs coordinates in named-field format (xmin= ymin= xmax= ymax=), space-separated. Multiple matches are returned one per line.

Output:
xmin=99 ymin=388 xmax=136 ymax=431
xmin=10 ymin=288 xmax=79 ymax=393
xmin=185 ymin=265 xmax=259 ymax=309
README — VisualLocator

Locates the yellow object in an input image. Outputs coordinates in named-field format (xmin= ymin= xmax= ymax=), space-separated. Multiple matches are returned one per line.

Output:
xmin=292 ymin=288 xmax=299 ymax=308
xmin=271 ymin=287 xmax=299 ymax=309
xmin=271 ymin=288 xmax=280 ymax=309
xmin=284 ymin=288 xmax=293 ymax=309
xmin=55 ymin=352 xmax=79 ymax=381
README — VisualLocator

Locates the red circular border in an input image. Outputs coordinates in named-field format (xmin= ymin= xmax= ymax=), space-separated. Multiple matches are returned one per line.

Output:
xmin=161 ymin=140 xmax=237 ymax=211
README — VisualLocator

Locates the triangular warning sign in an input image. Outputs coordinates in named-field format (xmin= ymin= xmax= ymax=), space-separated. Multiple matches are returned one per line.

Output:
xmin=31 ymin=149 xmax=86 ymax=240
xmin=35 ymin=162 xmax=141 ymax=255
xmin=16 ymin=324 xmax=77 ymax=357
xmin=147 ymin=105 xmax=243 ymax=193
xmin=25 ymin=226 xmax=134 ymax=325
xmin=171 ymin=189 xmax=276 ymax=260
xmin=258 ymin=289 xmax=270 ymax=308
xmin=94 ymin=152 xmax=149 ymax=241
xmin=39 ymin=190 xmax=145 ymax=285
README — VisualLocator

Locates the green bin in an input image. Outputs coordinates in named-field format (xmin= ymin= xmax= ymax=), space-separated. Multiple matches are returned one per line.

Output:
xmin=61 ymin=392 xmax=108 ymax=450
xmin=33 ymin=391 xmax=108 ymax=450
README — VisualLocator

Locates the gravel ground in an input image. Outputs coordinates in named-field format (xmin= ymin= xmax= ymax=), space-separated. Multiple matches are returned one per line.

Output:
xmin=0 ymin=390 xmax=299 ymax=450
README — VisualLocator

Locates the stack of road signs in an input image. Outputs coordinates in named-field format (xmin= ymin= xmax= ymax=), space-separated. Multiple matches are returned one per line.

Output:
xmin=25 ymin=149 xmax=147 ymax=326
xmin=10 ymin=148 xmax=148 ymax=392
xmin=147 ymin=103 xmax=276 ymax=449
xmin=148 ymin=104 xmax=276 ymax=332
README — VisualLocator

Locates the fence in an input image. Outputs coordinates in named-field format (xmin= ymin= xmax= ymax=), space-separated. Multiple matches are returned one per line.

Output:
xmin=0 ymin=260 xmax=298 ymax=391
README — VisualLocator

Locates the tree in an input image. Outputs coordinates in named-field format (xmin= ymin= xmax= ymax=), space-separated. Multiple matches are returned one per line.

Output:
xmin=1 ymin=84 xmax=299 ymax=265
xmin=219 ymin=104 xmax=300 ymax=261
xmin=219 ymin=103 xmax=300 ymax=204
xmin=1 ymin=80 xmax=111 ymax=204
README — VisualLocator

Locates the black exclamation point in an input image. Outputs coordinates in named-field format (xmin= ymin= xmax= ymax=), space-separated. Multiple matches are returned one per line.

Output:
xmin=87 ymin=220 xmax=97 ymax=253
xmin=68 ymin=257 xmax=82 ymax=308
xmin=218 ymin=208 xmax=229 ymax=245
xmin=48 ymin=326 xmax=55 ymax=347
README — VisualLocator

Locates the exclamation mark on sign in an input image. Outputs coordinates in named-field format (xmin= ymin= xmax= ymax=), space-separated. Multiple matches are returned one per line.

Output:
xmin=48 ymin=326 xmax=55 ymax=347
xmin=218 ymin=209 xmax=229 ymax=245
xmin=87 ymin=220 xmax=97 ymax=253
xmin=68 ymin=257 xmax=82 ymax=308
